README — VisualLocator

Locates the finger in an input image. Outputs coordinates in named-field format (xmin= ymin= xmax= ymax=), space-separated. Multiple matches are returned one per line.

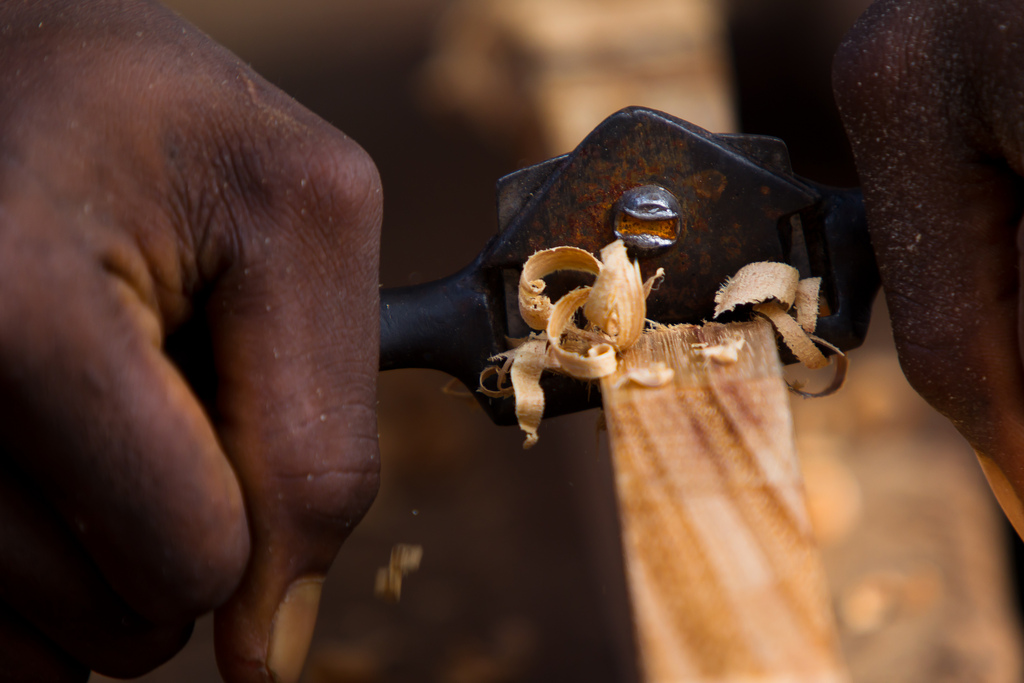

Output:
xmin=834 ymin=0 xmax=1024 ymax=527
xmin=0 ymin=599 xmax=88 ymax=683
xmin=0 ymin=189 xmax=250 ymax=624
xmin=206 ymin=126 xmax=383 ymax=682
xmin=0 ymin=458 xmax=192 ymax=677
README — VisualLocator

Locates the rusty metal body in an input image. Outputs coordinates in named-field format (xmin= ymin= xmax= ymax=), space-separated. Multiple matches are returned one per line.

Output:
xmin=379 ymin=107 xmax=878 ymax=425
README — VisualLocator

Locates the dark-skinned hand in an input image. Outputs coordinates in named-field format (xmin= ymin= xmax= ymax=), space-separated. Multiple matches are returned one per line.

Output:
xmin=834 ymin=0 xmax=1024 ymax=531
xmin=0 ymin=1 xmax=381 ymax=681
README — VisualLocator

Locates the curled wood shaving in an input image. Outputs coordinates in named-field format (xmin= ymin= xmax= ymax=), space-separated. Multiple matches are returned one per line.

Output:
xmin=754 ymin=302 xmax=828 ymax=370
xmin=547 ymin=287 xmax=618 ymax=379
xmin=714 ymin=262 xmax=845 ymax=395
xmin=643 ymin=267 xmax=666 ymax=297
xmin=486 ymin=239 xmax=662 ymax=447
xmin=478 ymin=351 xmax=517 ymax=398
xmin=509 ymin=336 xmax=550 ymax=448
xmin=790 ymin=354 xmax=849 ymax=399
xmin=374 ymin=544 xmax=423 ymax=603
xmin=713 ymin=261 xmax=799 ymax=317
xmin=794 ymin=277 xmax=822 ymax=334
xmin=583 ymin=241 xmax=647 ymax=349
xmin=518 ymin=246 xmax=601 ymax=330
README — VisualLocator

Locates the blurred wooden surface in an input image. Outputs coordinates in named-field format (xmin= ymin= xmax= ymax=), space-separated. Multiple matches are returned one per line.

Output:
xmin=791 ymin=347 xmax=1024 ymax=683
xmin=419 ymin=0 xmax=736 ymax=158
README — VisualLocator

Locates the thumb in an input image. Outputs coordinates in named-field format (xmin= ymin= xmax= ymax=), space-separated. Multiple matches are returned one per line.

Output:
xmin=206 ymin=129 xmax=382 ymax=683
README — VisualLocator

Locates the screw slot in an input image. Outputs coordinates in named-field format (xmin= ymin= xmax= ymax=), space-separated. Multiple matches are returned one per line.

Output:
xmin=612 ymin=185 xmax=682 ymax=255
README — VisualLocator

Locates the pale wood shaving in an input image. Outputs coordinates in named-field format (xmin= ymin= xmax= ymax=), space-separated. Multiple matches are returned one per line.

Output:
xmin=545 ymin=287 xmax=601 ymax=377
xmin=477 ymin=364 xmax=515 ymax=398
xmin=509 ymin=336 xmax=551 ymax=448
xmin=614 ymin=362 xmax=674 ymax=389
xmin=643 ymin=267 xmax=666 ymax=298
xmin=794 ymin=277 xmax=822 ymax=334
xmin=518 ymin=246 xmax=601 ymax=330
xmin=374 ymin=544 xmax=423 ymax=603
xmin=696 ymin=337 xmax=746 ymax=364
xmin=583 ymin=241 xmax=647 ymax=349
xmin=714 ymin=261 xmax=799 ymax=317
xmin=713 ymin=262 xmax=844 ymax=394
xmin=485 ymin=239 xmax=657 ymax=447
xmin=789 ymin=353 xmax=849 ymax=399
xmin=754 ymin=301 xmax=829 ymax=370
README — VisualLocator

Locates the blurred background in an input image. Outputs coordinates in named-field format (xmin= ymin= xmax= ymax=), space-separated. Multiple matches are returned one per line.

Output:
xmin=97 ymin=0 xmax=1024 ymax=681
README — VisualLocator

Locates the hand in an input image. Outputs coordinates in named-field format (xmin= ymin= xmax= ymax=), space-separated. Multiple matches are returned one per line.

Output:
xmin=0 ymin=2 xmax=381 ymax=681
xmin=833 ymin=1 xmax=1024 ymax=529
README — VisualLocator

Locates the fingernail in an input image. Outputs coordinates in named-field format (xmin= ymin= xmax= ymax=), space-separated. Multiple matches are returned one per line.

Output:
xmin=977 ymin=453 xmax=1024 ymax=536
xmin=267 ymin=578 xmax=323 ymax=683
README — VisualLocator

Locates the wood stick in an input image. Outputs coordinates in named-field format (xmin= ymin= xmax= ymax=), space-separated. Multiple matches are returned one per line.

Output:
xmin=600 ymin=320 xmax=848 ymax=683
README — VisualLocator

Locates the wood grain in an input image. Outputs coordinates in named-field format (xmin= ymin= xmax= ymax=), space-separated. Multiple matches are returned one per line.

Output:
xmin=600 ymin=320 xmax=847 ymax=683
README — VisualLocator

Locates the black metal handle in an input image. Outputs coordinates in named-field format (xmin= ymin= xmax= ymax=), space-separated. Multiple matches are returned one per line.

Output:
xmin=379 ymin=263 xmax=504 ymax=390
xmin=798 ymin=184 xmax=880 ymax=352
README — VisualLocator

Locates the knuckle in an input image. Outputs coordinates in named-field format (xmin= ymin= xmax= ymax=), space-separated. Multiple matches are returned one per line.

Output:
xmin=293 ymin=136 xmax=383 ymax=254
xmin=165 ymin=91 xmax=383 ymax=275
xmin=307 ymin=138 xmax=382 ymax=219
xmin=201 ymin=120 xmax=384 ymax=273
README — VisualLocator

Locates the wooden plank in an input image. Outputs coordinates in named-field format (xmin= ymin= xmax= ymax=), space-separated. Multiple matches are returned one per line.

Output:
xmin=600 ymin=320 xmax=847 ymax=682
